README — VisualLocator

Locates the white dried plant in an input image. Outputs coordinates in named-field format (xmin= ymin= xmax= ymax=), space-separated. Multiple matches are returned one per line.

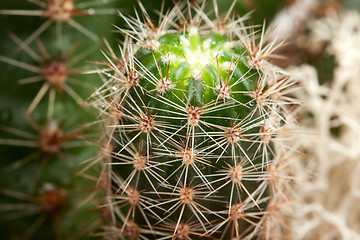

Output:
xmin=284 ymin=10 xmax=360 ymax=240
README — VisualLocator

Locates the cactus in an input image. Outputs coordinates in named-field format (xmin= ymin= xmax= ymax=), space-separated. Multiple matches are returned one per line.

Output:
xmin=91 ymin=1 xmax=296 ymax=239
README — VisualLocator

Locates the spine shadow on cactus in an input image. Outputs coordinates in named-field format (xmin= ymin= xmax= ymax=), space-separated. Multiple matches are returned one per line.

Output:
xmin=90 ymin=1 xmax=296 ymax=239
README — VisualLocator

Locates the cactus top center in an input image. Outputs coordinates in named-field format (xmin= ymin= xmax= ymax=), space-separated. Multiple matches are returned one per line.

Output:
xmin=176 ymin=28 xmax=228 ymax=78
xmin=134 ymin=29 xmax=256 ymax=120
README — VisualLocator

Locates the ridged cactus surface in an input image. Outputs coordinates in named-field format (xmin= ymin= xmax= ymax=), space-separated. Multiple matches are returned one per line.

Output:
xmin=91 ymin=2 xmax=295 ymax=239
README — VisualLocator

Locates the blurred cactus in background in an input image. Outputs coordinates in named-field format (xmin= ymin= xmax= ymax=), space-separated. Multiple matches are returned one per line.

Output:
xmin=0 ymin=0 xmax=121 ymax=239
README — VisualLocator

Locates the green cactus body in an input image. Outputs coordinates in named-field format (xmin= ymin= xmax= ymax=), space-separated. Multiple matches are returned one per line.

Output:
xmin=93 ymin=2 xmax=293 ymax=240
xmin=135 ymin=30 xmax=255 ymax=119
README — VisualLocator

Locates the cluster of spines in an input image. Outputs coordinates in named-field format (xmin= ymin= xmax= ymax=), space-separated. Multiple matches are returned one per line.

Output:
xmin=90 ymin=1 xmax=297 ymax=239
